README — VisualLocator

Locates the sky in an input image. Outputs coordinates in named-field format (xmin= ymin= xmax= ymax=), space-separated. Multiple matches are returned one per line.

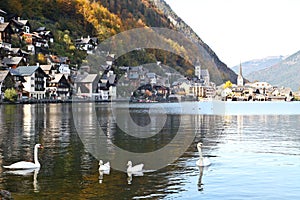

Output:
xmin=164 ymin=0 xmax=300 ymax=67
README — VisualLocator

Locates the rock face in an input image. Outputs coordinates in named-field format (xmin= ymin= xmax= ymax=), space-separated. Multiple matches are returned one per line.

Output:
xmin=1 ymin=0 xmax=238 ymax=85
xmin=149 ymin=0 xmax=238 ymax=85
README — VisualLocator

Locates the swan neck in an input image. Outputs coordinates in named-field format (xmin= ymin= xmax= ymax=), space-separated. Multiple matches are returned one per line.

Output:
xmin=197 ymin=146 xmax=203 ymax=158
xmin=34 ymin=146 xmax=40 ymax=165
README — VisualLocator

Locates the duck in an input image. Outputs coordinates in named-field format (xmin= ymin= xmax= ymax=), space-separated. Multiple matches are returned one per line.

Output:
xmin=126 ymin=161 xmax=144 ymax=172
xmin=3 ymin=144 xmax=43 ymax=170
xmin=196 ymin=142 xmax=211 ymax=167
xmin=98 ymin=160 xmax=110 ymax=171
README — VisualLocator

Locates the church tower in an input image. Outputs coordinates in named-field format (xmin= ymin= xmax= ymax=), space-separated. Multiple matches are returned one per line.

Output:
xmin=237 ymin=62 xmax=244 ymax=86
xmin=195 ymin=59 xmax=201 ymax=79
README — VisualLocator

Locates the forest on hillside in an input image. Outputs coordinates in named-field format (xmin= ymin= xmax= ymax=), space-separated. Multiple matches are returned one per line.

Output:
xmin=1 ymin=0 xmax=195 ymax=75
xmin=1 ymin=0 xmax=238 ymax=84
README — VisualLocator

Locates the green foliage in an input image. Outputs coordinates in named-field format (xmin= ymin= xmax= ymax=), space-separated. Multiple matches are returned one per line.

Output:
xmin=0 ymin=0 xmax=233 ymax=84
xmin=99 ymin=0 xmax=171 ymax=28
xmin=2 ymin=76 xmax=15 ymax=90
xmin=4 ymin=88 xmax=18 ymax=102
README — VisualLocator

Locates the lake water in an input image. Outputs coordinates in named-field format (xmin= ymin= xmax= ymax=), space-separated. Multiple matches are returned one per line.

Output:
xmin=0 ymin=103 xmax=299 ymax=199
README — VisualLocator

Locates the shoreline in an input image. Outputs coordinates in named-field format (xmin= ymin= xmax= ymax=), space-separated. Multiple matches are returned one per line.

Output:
xmin=110 ymin=101 xmax=300 ymax=115
xmin=1 ymin=99 xmax=300 ymax=115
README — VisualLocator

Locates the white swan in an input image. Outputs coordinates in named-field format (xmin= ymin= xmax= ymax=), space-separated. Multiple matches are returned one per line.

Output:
xmin=3 ymin=144 xmax=43 ymax=169
xmin=196 ymin=142 xmax=211 ymax=167
xmin=127 ymin=161 xmax=144 ymax=172
xmin=98 ymin=160 xmax=110 ymax=171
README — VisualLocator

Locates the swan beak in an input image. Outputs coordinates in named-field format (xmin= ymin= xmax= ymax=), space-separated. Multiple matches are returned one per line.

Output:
xmin=39 ymin=145 xmax=44 ymax=149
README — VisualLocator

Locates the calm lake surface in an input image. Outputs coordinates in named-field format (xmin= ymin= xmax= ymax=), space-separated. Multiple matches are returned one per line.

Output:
xmin=0 ymin=103 xmax=299 ymax=200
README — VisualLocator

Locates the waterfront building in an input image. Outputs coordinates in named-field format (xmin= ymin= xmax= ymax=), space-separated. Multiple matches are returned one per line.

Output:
xmin=46 ymin=74 xmax=70 ymax=99
xmin=74 ymin=73 xmax=100 ymax=99
xmin=0 ymin=70 xmax=15 ymax=100
xmin=17 ymin=66 xmax=48 ymax=99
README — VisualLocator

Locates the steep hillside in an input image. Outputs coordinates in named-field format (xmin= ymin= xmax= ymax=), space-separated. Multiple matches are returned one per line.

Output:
xmin=247 ymin=51 xmax=300 ymax=91
xmin=148 ymin=0 xmax=237 ymax=84
xmin=231 ymin=56 xmax=285 ymax=76
xmin=0 ymin=0 xmax=237 ymax=85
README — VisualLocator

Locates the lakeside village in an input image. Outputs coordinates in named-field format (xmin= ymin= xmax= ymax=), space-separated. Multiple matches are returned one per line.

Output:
xmin=1 ymin=12 xmax=300 ymax=104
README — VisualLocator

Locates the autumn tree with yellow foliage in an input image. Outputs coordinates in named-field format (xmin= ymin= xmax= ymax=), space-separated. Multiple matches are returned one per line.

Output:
xmin=223 ymin=80 xmax=233 ymax=89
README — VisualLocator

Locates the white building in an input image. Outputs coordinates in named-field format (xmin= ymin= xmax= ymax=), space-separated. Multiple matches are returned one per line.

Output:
xmin=17 ymin=66 xmax=48 ymax=99
xmin=237 ymin=63 xmax=244 ymax=86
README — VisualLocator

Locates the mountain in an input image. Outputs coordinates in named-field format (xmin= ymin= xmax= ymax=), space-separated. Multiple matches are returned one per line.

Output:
xmin=231 ymin=56 xmax=285 ymax=76
xmin=246 ymin=51 xmax=300 ymax=91
xmin=149 ymin=0 xmax=237 ymax=85
xmin=0 ymin=0 xmax=237 ymax=85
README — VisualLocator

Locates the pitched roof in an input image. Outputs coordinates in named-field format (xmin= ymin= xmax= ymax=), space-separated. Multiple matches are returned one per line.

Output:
xmin=2 ymin=57 xmax=23 ymax=65
xmin=16 ymin=66 xmax=39 ymax=76
xmin=9 ymin=68 xmax=22 ymax=75
xmin=75 ymin=36 xmax=98 ymax=45
xmin=8 ymin=68 xmax=26 ymax=82
xmin=59 ymin=57 xmax=69 ymax=63
xmin=0 ymin=70 xmax=9 ymax=82
xmin=0 ymin=9 xmax=7 ymax=15
xmin=0 ymin=22 xmax=10 ymax=31
xmin=35 ymin=26 xmax=46 ymax=32
xmin=75 ymin=74 xmax=98 ymax=83
xmin=50 ymin=74 xmax=64 ymax=83
xmin=16 ymin=19 xmax=28 ymax=26
xmin=11 ymin=19 xmax=24 ymax=27
xmin=40 ymin=65 xmax=53 ymax=72
xmin=10 ymin=48 xmax=21 ymax=54
xmin=48 ymin=55 xmax=60 ymax=63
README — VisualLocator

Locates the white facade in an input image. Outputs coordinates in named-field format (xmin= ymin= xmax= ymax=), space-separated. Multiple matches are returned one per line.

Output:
xmin=195 ymin=65 xmax=201 ymax=79
xmin=237 ymin=63 xmax=244 ymax=86
xmin=59 ymin=64 xmax=71 ymax=75
xmin=23 ymin=74 xmax=46 ymax=99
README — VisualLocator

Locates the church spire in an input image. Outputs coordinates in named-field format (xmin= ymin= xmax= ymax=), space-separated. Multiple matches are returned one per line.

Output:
xmin=237 ymin=62 xmax=244 ymax=86
xmin=239 ymin=62 xmax=243 ymax=76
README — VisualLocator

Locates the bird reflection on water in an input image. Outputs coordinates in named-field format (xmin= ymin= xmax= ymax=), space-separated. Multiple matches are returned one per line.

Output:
xmin=5 ymin=168 xmax=40 ymax=192
xmin=127 ymin=171 xmax=144 ymax=185
xmin=197 ymin=166 xmax=204 ymax=191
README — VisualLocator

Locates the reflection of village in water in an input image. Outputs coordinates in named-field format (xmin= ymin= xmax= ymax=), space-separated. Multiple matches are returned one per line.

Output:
xmin=1 ymin=103 xmax=300 ymax=198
